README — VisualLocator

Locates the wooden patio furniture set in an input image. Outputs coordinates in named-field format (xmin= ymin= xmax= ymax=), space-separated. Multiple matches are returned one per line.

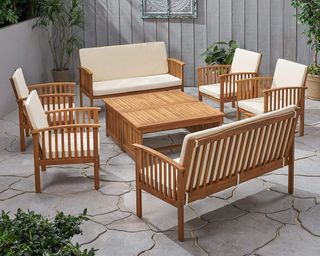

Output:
xmin=10 ymin=41 xmax=307 ymax=241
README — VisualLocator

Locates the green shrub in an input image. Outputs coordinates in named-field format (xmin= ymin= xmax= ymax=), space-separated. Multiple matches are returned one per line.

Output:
xmin=0 ymin=208 xmax=96 ymax=256
xmin=202 ymin=40 xmax=239 ymax=65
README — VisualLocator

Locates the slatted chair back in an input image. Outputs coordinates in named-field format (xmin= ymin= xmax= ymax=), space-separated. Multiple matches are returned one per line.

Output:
xmin=180 ymin=106 xmax=297 ymax=198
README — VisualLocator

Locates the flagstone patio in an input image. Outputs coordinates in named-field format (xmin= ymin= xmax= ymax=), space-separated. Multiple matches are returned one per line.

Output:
xmin=0 ymin=88 xmax=320 ymax=255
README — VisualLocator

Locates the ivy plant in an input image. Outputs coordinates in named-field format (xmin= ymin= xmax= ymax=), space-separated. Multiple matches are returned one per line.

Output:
xmin=292 ymin=0 xmax=320 ymax=75
xmin=0 ymin=208 xmax=96 ymax=256
xmin=202 ymin=40 xmax=239 ymax=65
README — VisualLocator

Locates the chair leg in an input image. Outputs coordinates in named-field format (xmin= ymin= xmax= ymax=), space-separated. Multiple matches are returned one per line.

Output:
xmin=220 ymin=101 xmax=224 ymax=113
xmin=18 ymin=111 xmax=26 ymax=152
xmin=94 ymin=158 xmax=100 ymax=190
xmin=300 ymin=112 xmax=305 ymax=136
xmin=41 ymin=165 xmax=46 ymax=172
xmin=288 ymin=162 xmax=294 ymax=194
xmin=80 ymin=90 xmax=83 ymax=107
xmin=198 ymin=92 xmax=202 ymax=101
xmin=90 ymin=97 xmax=94 ymax=107
xmin=177 ymin=204 xmax=184 ymax=241
xmin=136 ymin=185 xmax=142 ymax=218
xmin=237 ymin=109 xmax=241 ymax=120
xmin=232 ymin=100 xmax=236 ymax=108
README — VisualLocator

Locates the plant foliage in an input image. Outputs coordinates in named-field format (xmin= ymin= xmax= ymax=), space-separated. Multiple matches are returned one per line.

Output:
xmin=292 ymin=0 xmax=320 ymax=74
xmin=34 ymin=0 xmax=84 ymax=71
xmin=0 ymin=208 xmax=96 ymax=256
xmin=0 ymin=0 xmax=40 ymax=27
xmin=202 ymin=40 xmax=239 ymax=65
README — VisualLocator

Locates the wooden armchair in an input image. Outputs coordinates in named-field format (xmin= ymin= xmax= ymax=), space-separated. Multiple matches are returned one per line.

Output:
xmin=198 ymin=48 xmax=262 ymax=113
xmin=24 ymin=90 xmax=100 ymax=193
xmin=134 ymin=106 xmax=298 ymax=241
xmin=10 ymin=68 xmax=75 ymax=152
xmin=236 ymin=59 xmax=308 ymax=136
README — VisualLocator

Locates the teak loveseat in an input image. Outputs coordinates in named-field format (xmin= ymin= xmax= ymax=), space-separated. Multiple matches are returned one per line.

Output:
xmin=79 ymin=42 xmax=185 ymax=106
xmin=134 ymin=105 xmax=298 ymax=241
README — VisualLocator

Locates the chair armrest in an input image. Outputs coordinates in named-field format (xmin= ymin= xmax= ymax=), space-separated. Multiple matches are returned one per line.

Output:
xmin=32 ymin=123 xmax=100 ymax=160
xmin=263 ymin=86 xmax=307 ymax=112
xmin=29 ymin=82 xmax=75 ymax=94
xmin=38 ymin=93 xmax=74 ymax=111
xmin=237 ymin=77 xmax=273 ymax=101
xmin=198 ymin=65 xmax=231 ymax=86
xmin=219 ymin=72 xmax=259 ymax=98
xmin=133 ymin=143 xmax=185 ymax=200
xmin=46 ymin=107 xmax=100 ymax=126
xmin=79 ymin=66 xmax=93 ymax=95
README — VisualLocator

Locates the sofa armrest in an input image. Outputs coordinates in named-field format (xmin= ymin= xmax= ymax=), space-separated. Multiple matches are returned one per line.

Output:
xmin=79 ymin=66 xmax=93 ymax=95
xmin=168 ymin=58 xmax=185 ymax=90
xmin=133 ymin=143 xmax=185 ymax=201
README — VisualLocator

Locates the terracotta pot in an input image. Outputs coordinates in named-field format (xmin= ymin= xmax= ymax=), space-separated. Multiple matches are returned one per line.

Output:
xmin=52 ymin=69 xmax=70 ymax=82
xmin=306 ymin=74 xmax=320 ymax=101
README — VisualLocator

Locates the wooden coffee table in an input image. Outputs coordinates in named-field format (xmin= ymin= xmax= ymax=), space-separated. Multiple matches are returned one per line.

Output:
xmin=103 ymin=90 xmax=224 ymax=158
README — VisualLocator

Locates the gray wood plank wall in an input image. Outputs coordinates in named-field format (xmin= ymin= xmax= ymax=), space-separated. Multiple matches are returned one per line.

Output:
xmin=72 ymin=0 xmax=311 ymax=86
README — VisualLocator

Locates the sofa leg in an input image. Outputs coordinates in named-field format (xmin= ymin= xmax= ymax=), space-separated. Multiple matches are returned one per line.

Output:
xmin=237 ymin=109 xmax=241 ymax=120
xmin=178 ymin=204 xmax=184 ymax=241
xmin=136 ymin=185 xmax=142 ymax=218
xmin=220 ymin=101 xmax=224 ymax=113
xmin=232 ymin=100 xmax=236 ymax=108
xmin=198 ymin=93 xmax=202 ymax=101
xmin=41 ymin=165 xmax=46 ymax=172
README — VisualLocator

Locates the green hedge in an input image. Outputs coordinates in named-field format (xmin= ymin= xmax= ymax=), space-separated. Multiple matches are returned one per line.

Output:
xmin=0 ymin=0 xmax=41 ymax=28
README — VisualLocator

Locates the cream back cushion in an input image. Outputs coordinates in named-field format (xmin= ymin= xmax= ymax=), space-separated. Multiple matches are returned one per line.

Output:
xmin=179 ymin=105 xmax=296 ymax=165
xmin=272 ymin=59 xmax=308 ymax=88
xmin=12 ymin=68 xmax=29 ymax=99
xmin=25 ymin=90 xmax=49 ymax=130
xmin=231 ymin=48 xmax=262 ymax=73
xmin=79 ymin=42 xmax=169 ymax=82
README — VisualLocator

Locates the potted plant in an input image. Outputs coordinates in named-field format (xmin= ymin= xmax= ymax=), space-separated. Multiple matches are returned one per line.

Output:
xmin=202 ymin=40 xmax=239 ymax=65
xmin=292 ymin=0 xmax=320 ymax=100
xmin=34 ymin=0 xmax=84 ymax=82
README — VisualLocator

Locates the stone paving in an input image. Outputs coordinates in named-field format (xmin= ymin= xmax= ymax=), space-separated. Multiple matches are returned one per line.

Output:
xmin=0 ymin=88 xmax=320 ymax=255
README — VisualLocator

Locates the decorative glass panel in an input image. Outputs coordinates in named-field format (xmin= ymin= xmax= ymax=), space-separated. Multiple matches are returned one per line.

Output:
xmin=141 ymin=0 xmax=197 ymax=19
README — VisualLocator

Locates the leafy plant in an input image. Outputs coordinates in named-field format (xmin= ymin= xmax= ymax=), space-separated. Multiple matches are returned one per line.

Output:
xmin=202 ymin=40 xmax=239 ymax=65
xmin=34 ymin=0 xmax=84 ymax=71
xmin=0 ymin=208 xmax=96 ymax=256
xmin=292 ymin=0 xmax=320 ymax=75
xmin=0 ymin=0 xmax=41 ymax=27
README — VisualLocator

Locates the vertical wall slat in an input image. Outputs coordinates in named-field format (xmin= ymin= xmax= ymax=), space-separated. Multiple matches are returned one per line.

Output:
xmin=169 ymin=20 xmax=182 ymax=60
xmin=120 ymin=0 xmax=133 ymax=44
xmin=219 ymin=0 xmax=232 ymax=42
xmin=182 ymin=20 xmax=195 ymax=86
xmin=107 ymin=0 xmax=120 ymax=45
xmin=157 ymin=19 xmax=169 ymax=51
xmin=132 ymin=0 xmax=144 ymax=43
xmin=283 ymin=0 xmax=297 ymax=61
xmin=232 ymin=0 xmax=245 ymax=47
xmin=144 ymin=19 xmax=157 ymax=42
xmin=244 ymin=0 xmax=258 ymax=51
xmin=206 ymin=0 xmax=219 ymax=48
xmin=96 ymin=0 xmax=108 ymax=46
xmin=84 ymin=0 xmax=97 ymax=47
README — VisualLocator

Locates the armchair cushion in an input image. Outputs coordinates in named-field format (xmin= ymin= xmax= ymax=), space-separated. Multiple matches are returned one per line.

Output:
xmin=237 ymin=97 xmax=264 ymax=115
xmin=41 ymin=132 xmax=100 ymax=159
xmin=231 ymin=48 xmax=262 ymax=73
xmin=25 ymin=91 xmax=49 ymax=130
xmin=80 ymin=42 xmax=169 ymax=82
xmin=199 ymin=83 xmax=234 ymax=99
xmin=92 ymin=74 xmax=181 ymax=96
xmin=272 ymin=59 xmax=308 ymax=88
xmin=12 ymin=68 xmax=29 ymax=99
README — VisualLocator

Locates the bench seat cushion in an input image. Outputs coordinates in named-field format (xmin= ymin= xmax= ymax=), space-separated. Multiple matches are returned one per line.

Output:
xmin=92 ymin=74 xmax=182 ymax=96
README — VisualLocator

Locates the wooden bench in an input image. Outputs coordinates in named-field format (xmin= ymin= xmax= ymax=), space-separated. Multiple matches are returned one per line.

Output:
xmin=133 ymin=105 xmax=298 ymax=241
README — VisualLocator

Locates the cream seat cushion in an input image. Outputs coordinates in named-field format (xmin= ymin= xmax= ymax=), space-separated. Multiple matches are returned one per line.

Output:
xmin=272 ymin=59 xmax=308 ymax=88
xmin=199 ymin=83 xmax=235 ymax=99
xmin=80 ymin=42 xmax=168 ymax=82
xmin=12 ymin=68 xmax=29 ymax=99
xmin=237 ymin=97 xmax=265 ymax=115
xmin=41 ymin=132 xmax=100 ymax=159
xmin=92 ymin=74 xmax=181 ymax=96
